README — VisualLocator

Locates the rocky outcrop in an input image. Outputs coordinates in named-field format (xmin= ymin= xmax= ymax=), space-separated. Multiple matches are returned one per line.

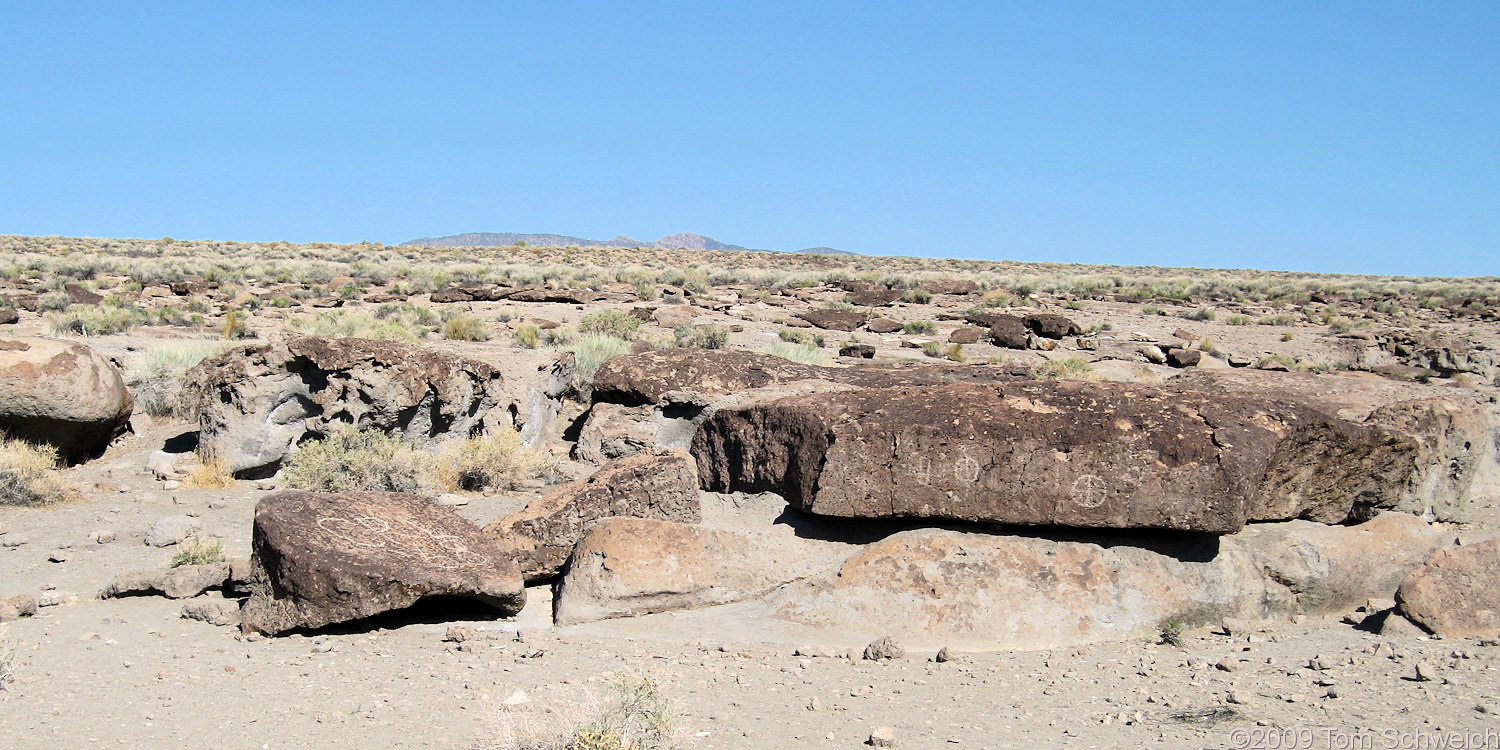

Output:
xmin=988 ymin=317 xmax=1029 ymax=349
xmin=101 ymin=564 xmax=231 ymax=600
xmin=1397 ymin=539 xmax=1500 ymax=638
xmin=1023 ymin=313 xmax=1081 ymax=339
xmin=186 ymin=336 xmax=510 ymax=475
xmin=0 ymin=337 xmax=133 ymax=463
xmin=693 ymin=380 xmax=1420 ymax=533
xmin=918 ymin=279 xmax=978 ymax=295
xmin=517 ymin=352 xmax=575 ymax=449
xmin=484 ymin=449 xmax=701 ymax=581
xmin=864 ymin=318 xmax=903 ymax=334
xmin=796 ymin=309 xmax=869 ymax=331
xmin=242 ymin=490 xmax=523 ymax=634
xmin=846 ymin=288 xmax=903 ymax=307
xmin=553 ymin=517 xmax=852 ymax=625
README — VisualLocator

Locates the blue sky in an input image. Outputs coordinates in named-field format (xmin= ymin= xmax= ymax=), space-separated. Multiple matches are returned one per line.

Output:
xmin=1 ymin=3 xmax=1495 ymax=276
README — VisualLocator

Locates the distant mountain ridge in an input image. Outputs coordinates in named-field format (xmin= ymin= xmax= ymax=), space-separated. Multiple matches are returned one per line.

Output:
xmin=401 ymin=231 xmax=856 ymax=256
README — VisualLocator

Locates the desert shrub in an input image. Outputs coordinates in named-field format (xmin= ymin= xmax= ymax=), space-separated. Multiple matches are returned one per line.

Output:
xmin=488 ymin=672 xmax=678 ymax=750
xmin=760 ymin=341 xmax=830 ymax=366
xmin=1141 ymin=305 xmax=1161 ymax=316
xmin=1180 ymin=306 xmax=1216 ymax=322
xmin=1325 ymin=316 xmax=1357 ymax=334
xmin=442 ymin=314 xmax=490 ymax=341
xmin=0 ymin=439 xmax=78 ymax=506
xmin=169 ymin=535 xmax=226 ymax=568
xmin=921 ymin=341 xmax=942 ymax=358
xmin=634 ymin=282 xmax=658 ymax=301
xmin=47 ymin=305 xmax=146 ymax=336
xmin=1029 ymin=356 xmax=1095 ymax=381
xmin=944 ymin=343 xmax=966 ymax=362
xmin=903 ymin=320 xmax=937 ymax=335
xmin=1159 ymin=617 xmax=1185 ymax=646
xmin=38 ymin=291 xmax=71 ymax=312
xmin=123 ymin=340 xmax=226 ymax=419
xmin=0 ymin=634 xmax=17 ymax=693
xmin=1063 ymin=300 xmax=1084 ymax=311
xmin=568 ymin=334 xmax=632 ymax=400
xmin=1223 ymin=314 xmax=1252 ymax=326
xmin=542 ymin=327 xmax=573 ymax=346
xmin=283 ymin=425 xmax=431 ymax=494
xmin=778 ymin=328 xmax=814 ymax=345
xmin=825 ymin=300 xmax=857 ymax=312
xmin=221 ymin=310 xmax=251 ymax=339
xmin=432 ymin=430 xmax=541 ymax=492
xmin=295 ymin=310 xmax=427 ymax=342
xmin=902 ymin=288 xmax=933 ymax=304
xmin=1259 ymin=313 xmax=1298 ymax=326
xmin=672 ymin=324 xmax=727 ymax=349
xmin=513 ymin=323 xmax=541 ymax=349
xmin=578 ymin=309 xmax=641 ymax=340
xmin=184 ymin=451 xmax=235 ymax=488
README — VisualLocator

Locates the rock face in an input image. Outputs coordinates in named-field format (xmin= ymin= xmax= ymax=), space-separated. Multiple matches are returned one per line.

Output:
xmin=186 ymin=336 xmax=510 ymax=475
xmin=101 ymin=563 xmax=231 ymax=600
xmin=864 ymin=318 xmax=903 ymax=334
xmin=693 ymin=380 xmax=1419 ymax=533
xmin=988 ymin=317 xmax=1030 ymax=349
xmin=1023 ymin=313 xmax=1081 ymax=339
xmin=484 ymin=449 xmax=701 ymax=581
xmin=796 ymin=309 xmax=869 ymax=331
xmin=553 ymin=517 xmax=851 ymax=625
xmin=591 ymin=350 xmax=826 ymax=406
xmin=744 ymin=513 xmax=1445 ymax=650
xmin=241 ymin=490 xmax=524 ymax=634
xmin=1397 ymin=539 xmax=1500 ymax=638
xmin=0 ymin=337 xmax=133 ymax=462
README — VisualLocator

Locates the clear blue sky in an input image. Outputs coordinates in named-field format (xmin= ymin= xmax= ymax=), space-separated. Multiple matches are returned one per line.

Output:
xmin=1 ymin=3 xmax=1495 ymax=277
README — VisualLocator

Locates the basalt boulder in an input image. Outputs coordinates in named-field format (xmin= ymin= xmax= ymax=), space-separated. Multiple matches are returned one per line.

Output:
xmin=241 ymin=490 xmax=524 ymax=634
xmin=484 ymin=449 xmax=701 ymax=581
xmin=797 ymin=309 xmax=869 ymax=332
xmin=1023 ymin=313 xmax=1082 ymax=339
xmin=693 ymin=380 xmax=1418 ymax=533
xmin=185 ymin=336 xmax=510 ymax=475
xmin=0 ymin=337 xmax=133 ymax=463
xmin=1397 ymin=539 xmax=1500 ymax=638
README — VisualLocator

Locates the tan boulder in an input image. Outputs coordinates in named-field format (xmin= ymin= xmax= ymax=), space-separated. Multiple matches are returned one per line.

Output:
xmin=1397 ymin=539 xmax=1500 ymax=638
xmin=0 ymin=337 xmax=133 ymax=462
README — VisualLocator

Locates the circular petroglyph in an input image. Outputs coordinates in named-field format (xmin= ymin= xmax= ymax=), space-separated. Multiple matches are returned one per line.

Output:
xmin=1070 ymin=474 xmax=1108 ymax=509
xmin=953 ymin=449 xmax=982 ymax=483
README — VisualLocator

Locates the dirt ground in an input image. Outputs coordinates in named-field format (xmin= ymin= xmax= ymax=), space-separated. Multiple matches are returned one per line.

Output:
xmin=3 ymin=278 xmax=1499 ymax=749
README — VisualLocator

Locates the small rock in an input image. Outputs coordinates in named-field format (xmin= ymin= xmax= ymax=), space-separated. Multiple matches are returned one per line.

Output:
xmin=502 ymin=690 xmax=532 ymax=706
xmin=1226 ymin=691 xmax=1248 ymax=705
xmin=868 ymin=726 xmax=896 ymax=748
xmin=0 ymin=594 xmax=38 ymax=621
xmin=433 ymin=493 xmax=469 ymax=507
xmin=0 ymin=536 xmax=25 ymax=548
xmin=1414 ymin=662 xmax=1437 ymax=682
xmin=1381 ymin=612 xmax=1429 ymax=638
xmin=444 ymin=625 xmax=475 ymax=643
xmin=863 ymin=635 xmax=904 ymax=661
xmin=1308 ymin=656 xmax=1331 ymax=671
xmin=1215 ymin=658 xmax=1237 ymax=672
xmin=1139 ymin=345 xmax=1166 ymax=364
xmin=91 ymin=530 xmax=116 ymax=544
xmin=48 ymin=550 xmax=69 ymax=563
xmin=36 ymin=591 xmax=75 ymax=608
xmin=807 ymin=697 xmax=821 ymax=711
xmin=144 ymin=515 xmax=202 ymax=547
xmin=180 ymin=600 xmax=241 ymax=627
xmin=934 ymin=646 xmax=956 ymax=663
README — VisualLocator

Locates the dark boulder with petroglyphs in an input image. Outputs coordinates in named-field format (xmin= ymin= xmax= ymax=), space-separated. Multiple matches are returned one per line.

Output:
xmin=693 ymin=379 xmax=1419 ymax=533
xmin=241 ymin=490 xmax=524 ymax=634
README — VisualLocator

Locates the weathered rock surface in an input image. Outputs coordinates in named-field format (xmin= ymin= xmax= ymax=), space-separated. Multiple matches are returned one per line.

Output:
xmin=0 ymin=337 xmax=133 ymax=462
xmin=846 ymin=288 xmax=903 ymax=307
xmin=1024 ymin=313 xmax=1081 ymax=339
xmin=484 ymin=449 xmax=701 ymax=581
xmin=988 ymin=317 xmax=1030 ymax=349
xmin=186 ymin=336 xmax=510 ymax=474
xmin=1397 ymin=539 xmax=1500 ymax=638
xmin=918 ymin=279 xmax=978 ymax=295
xmin=948 ymin=327 xmax=983 ymax=344
xmin=1165 ymin=347 xmax=1201 ymax=368
xmin=864 ymin=318 xmax=903 ymax=334
xmin=553 ymin=516 xmax=852 ymax=625
xmin=100 ymin=563 xmax=231 ymax=600
xmin=693 ymin=380 xmax=1420 ymax=532
xmin=241 ymin=490 xmax=524 ymax=634
xmin=796 ymin=309 xmax=869 ymax=331
xmin=0 ymin=594 xmax=37 ymax=621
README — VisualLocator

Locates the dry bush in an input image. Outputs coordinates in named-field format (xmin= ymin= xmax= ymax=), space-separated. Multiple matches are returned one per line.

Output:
xmin=568 ymin=335 xmax=632 ymax=400
xmin=123 ymin=340 xmax=226 ymax=419
xmin=432 ymin=431 xmax=542 ymax=492
xmin=184 ymin=451 xmax=236 ymax=489
xmin=169 ymin=535 xmax=226 ymax=568
xmin=760 ymin=341 xmax=830 ymax=366
xmin=283 ymin=425 xmax=431 ymax=494
xmin=0 ymin=633 xmax=18 ymax=693
xmin=1029 ymin=356 xmax=1096 ymax=381
xmin=578 ymin=309 xmax=641 ymax=340
xmin=486 ymin=672 xmax=679 ymax=750
xmin=0 ymin=439 xmax=78 ymax=507
xmin=442 ymin=314 xmax=490 ymax=341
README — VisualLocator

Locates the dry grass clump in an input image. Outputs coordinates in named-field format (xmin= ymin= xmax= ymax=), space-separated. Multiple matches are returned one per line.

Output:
xmin=285 ymin=425 xmax=543 ymax=495
xmin=168 ymin=535 xmax=226 ymax=568
xmin=46 ymin=304 xmax=146 ymax=336
xmin=486 ymin=672 xmax=679 ymax=750
xmin=568 ymin=334 xmax=632 ymax=400
xmin=578 ymin=309 xmax=642 ymax=340
xmin=123 ymin=340 xmax=226 ymax=419
xmin=184 ymin=451 xmax=236 ymax=489
xmin=0 ymin=439 xmax=79 ymax=507
xmin=283 ymin=425 xmax=431 ymax=494
xmin=442 ymin=314 xmax=490 ymax=341
xmin=431 ymin=431 xmax=542 ymax=492
xmin=293 ymin=309 xmax=431 ymax=343
xmin=1029 ymin=356 xmax=1096 ymax=381
xmin=760 ymin=341 xmax=830 ymax=366
xmin=0 ymin=633 xmax=19 ymax=693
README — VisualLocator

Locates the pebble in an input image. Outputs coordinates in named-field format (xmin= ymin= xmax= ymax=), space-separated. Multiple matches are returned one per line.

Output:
xmin=91 ymin=529 xmax=117 ymax=544
xmin=1414 ymin=662 xmax=1437 ymax=682
xmin=869 ymin=726 xmax=896 ymax=748
xmin=1215 ymin=658 xmax=1237 ymax=672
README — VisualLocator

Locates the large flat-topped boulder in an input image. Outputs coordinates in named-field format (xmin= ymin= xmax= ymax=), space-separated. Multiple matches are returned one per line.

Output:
xmin=0 ymin=337 xmax=133 ymax=463
xmin=693 ymin=380 xmax=1418 ymax=533
xmin=484 ymin=449 xmax=701 ymax=581
xmin=591 ymin=350 xmax=826 ymax=406
xmin=186 ymin=336 xmax=510 ymax=474
xmin=242 ymin=490 xmax=524 ymax=634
